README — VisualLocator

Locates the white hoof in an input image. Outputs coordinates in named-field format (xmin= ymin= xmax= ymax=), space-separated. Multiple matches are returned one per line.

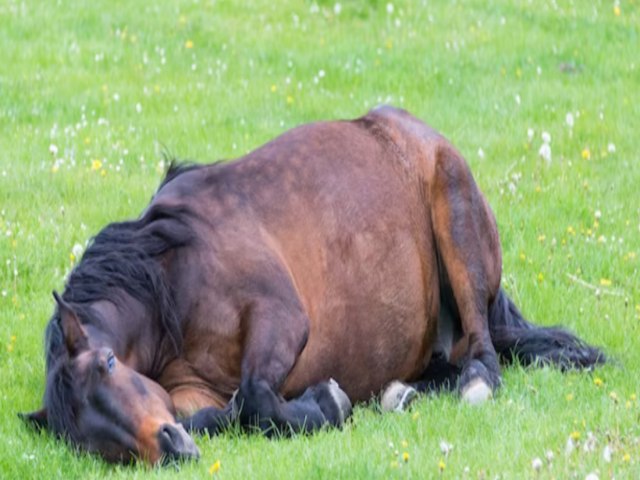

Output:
xmin=328 ymin=378 xmax=352 ymax=425
xmin=381 ymin=381 xmax=418 ymax=412
xmin=461 ymin=378 xmax=492 ymax=405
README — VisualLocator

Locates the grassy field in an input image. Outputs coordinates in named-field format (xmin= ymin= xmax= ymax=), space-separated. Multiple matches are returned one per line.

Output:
xmin=1 ymin=0 xmax=639 ymax=478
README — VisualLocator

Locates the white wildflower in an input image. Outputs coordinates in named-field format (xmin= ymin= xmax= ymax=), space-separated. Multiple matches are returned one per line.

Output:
xmin=566 ymin=112 xmax=574 ymax=128
xmin=49 ymin=144 xmax=58 ymax=156
xmin=527 ymin=128 xmax=534 ymax=142
xmin=541 ymin=131 xmax=551 ymax=144
xmin=538 ymin=143 xmax=551 ymax=163
xmin=607 ymin=143 xmax=616 ymax=153
xmin=531 ymin=457 xmax=543 ymax=471
xmin=387 ymin=3 xmax=394 ymax=14
xmin=565 ymin=437 xmax=575 ymax=456
xmin=333 ymin=3 xmax=341 ymax=15
xmin=439 ymin=440 xmax=453 ymax=457
xmin=585 ymin=473 xmax=599 ymax=480
xmin=478 ymin=148 xmax=485 ymax=159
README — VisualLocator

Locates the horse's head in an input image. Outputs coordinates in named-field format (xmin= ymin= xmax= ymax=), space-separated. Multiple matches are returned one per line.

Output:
xmin=20 ymin=293 xmax=199 ymax=464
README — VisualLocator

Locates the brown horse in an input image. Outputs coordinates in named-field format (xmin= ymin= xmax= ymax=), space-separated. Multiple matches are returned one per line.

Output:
xmin=21 ymin=106 xmax=603 ymax=464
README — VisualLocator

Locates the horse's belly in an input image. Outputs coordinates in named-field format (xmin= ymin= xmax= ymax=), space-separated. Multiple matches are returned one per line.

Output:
xmin=282 ymin=231 xmax=438 ymax=402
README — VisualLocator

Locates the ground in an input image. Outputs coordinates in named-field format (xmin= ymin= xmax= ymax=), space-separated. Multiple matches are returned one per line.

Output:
xmin=0 ymin=0 xmax=638 ymax=478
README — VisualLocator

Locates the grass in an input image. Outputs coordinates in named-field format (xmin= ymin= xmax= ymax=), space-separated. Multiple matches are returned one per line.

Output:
xmin=1 ymin=0 xmax=639 ymax=477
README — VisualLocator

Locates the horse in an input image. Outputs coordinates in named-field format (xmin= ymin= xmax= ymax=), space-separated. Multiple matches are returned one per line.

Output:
xmin=21 ymin=106 xmax=604 ymax=464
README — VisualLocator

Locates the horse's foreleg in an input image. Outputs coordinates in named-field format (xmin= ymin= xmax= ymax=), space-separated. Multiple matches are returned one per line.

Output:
xmin=429 ymin=144 xmax=503 ymax=402
xmin=234 ymin=293 xmax=351 ymax=434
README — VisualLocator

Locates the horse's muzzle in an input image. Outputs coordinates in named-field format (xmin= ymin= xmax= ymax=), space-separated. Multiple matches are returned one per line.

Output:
xmin=158 ymin=423 xmax=200 ymax=463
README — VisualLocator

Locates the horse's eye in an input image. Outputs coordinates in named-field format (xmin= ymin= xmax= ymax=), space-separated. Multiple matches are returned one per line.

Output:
xmin=106 ymin=351 xmax=116 ymax=374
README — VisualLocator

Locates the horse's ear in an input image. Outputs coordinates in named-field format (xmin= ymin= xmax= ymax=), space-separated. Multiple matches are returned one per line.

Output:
xmin=18 ymin=408 xmax=48 ymax=430
xmin=53 ymin=291 xmax=88 ymax=356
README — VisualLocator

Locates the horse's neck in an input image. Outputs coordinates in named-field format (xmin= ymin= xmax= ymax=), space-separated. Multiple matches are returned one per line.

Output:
xmin=88 ymin=297 xmax=172 ymax=377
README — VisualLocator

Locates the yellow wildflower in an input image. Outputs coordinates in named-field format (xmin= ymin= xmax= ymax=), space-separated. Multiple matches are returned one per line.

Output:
xmin=631 ymin=394 xmax=637 ymax=401
xmin=566 ymin=393 xmax=574 ymax=401
xmin=570 ymin=431 xmax=581 ymax=441
xmin=401 ymin=440 xmax=409 ymax=448
xmin=594 ymin=377 xmax=603 ymax=387
xmin=438 ymin=459 xmax=446 ymax=471
xmin=402 ymin=452 xmax=409 ymax=462
xmin=623 ymin=453 xmax=631 ymax=462
xmin=208 ymin=460 xmax=221 ymax=475
xmin=412 ymin=412 xmax=420 ymax=420
xmin=537 ymin=272 xmax=544 ymax=283
xmin=599 ymin=278 xmax=612 ymax=286
xmin=270 ymin=84 xmax=277 ymax=93
xmin=609 ymin=391 xmax=618 ymax=402
xmin=581 ymin=148 xmax=591 ymax=160
xmin=91 ymin=159 xmax=103 ymax=170
xmin=614 ymin=5 xmax=621 ymax=16
xmin=185 ymin=40 xmax=194 ymax=49
xmin=286 ymin=95 xmax=294 ymax=105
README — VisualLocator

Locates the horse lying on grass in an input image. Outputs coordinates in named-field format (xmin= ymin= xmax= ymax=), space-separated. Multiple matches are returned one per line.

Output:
xmin=21 ymin=106 xmax=604 ymax=464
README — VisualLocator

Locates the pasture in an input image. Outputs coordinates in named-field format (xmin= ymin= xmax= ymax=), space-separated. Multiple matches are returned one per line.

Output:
xmin=0 ymin=0 xmax=638 ymax=477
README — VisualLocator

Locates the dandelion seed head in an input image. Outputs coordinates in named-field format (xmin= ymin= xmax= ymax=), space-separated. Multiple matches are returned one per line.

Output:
xmin=531 ymin=457 xmax=543 ymax=471
xmin=538 ymin=143 xmax=551 ymax=163
xmin=566 ymin=112 xmax=574 ymax=128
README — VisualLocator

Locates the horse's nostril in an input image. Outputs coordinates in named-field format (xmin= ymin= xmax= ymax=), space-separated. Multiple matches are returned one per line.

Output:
xmin=157 ymin=423 xmax=200 ymax=462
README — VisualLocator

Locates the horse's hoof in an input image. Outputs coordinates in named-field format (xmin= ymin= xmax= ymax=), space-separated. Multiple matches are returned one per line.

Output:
xmin=461 ymin=378 xmax=492 ymax=405
xmin=327 ymin=378 xmax=352 ymax=426
xmin=381 ymin=381 xmax=418 ymax=412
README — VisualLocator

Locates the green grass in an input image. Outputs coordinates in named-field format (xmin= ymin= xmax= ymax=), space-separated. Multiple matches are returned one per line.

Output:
xmin=1 ymin=0 xmax=639 ymax=478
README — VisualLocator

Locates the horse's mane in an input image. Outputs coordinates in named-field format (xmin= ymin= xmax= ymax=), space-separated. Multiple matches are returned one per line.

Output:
xmin=45 ymin=165 xmax=199 ymax=371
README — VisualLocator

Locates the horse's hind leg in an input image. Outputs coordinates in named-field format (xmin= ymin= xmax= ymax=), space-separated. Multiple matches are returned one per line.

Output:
xmin=428 ymin=143 xmax=503 ymax=403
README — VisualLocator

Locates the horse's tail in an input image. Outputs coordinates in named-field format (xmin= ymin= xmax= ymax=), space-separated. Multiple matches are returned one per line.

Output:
xmin=488 ymin=288 xmax=605 ymax=369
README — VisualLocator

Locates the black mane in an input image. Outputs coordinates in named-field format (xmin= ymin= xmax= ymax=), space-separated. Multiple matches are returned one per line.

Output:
xmin=45 ymin=169 xmax=200 ymax=370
